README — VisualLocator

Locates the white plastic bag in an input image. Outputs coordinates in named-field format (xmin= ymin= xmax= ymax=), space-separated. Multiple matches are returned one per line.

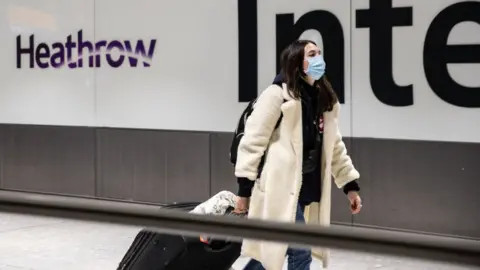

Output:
xmin=190 ymin=190 xmax=237 ymax=215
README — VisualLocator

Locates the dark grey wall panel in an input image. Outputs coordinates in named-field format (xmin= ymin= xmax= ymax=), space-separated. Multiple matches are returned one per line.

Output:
xmin=210 ymin=132 xmax=236 ymax=195
xmin=0 ymin=125 xmax=4 ymax=188
xmin=351 ymin=138 xmax=480 ymax=238
xmin=95 ymin=128 xmax=169 ymax=203
xmin=0 ymin=123 xmax=478 ymax=239
xmin=164 ymin=131 xmax=210 ymax=203
xmin=96 ymin=129 xmax=210 ymax=204
xmin=347 ymin=138 xmax=375 ymax=228
xmin=1 ymin=125 xmax=95 ymax=196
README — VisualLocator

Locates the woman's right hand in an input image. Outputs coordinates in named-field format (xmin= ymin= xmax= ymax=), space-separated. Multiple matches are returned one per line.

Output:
xmin=234 ymin=197 xmax=250 ymax=213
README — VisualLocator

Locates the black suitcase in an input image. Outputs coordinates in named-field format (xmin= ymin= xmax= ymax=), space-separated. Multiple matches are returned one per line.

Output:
xmin=117 ymin=204 xmax=244 ymax=270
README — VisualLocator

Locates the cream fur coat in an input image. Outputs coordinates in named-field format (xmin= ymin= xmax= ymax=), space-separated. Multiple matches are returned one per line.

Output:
xmin=234 ymin=83 xmax=360 ymax=269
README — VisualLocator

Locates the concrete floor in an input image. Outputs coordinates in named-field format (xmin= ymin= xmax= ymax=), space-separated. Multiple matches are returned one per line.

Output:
xmin=0 ymin=212 xmax=478 ymax=270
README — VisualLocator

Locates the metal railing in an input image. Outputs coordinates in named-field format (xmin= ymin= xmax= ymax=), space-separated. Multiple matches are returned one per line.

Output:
xmin=0 ymin=190 xmax=479 ymax=267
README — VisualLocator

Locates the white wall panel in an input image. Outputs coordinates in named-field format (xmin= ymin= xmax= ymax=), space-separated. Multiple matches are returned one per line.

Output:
xmin=0 ymin=0 xmax=95 ymax=126
xmin=351 ymin=0 xmax=480 ymax=142
xmin=93 ymin=0 xmax=242 ymax=132
xmin=93 ymin=0 xmax=352 ymax=135
xmin=0 ymin=0 xmax=478 ymax=142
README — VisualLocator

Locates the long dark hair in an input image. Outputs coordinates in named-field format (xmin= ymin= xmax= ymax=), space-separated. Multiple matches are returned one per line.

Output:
xmin=279 ymin=39 xmax=338 ymax=112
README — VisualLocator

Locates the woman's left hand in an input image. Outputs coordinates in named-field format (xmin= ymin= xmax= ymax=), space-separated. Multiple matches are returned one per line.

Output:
xmin=347 ymin=191 xmax=362 ymax=214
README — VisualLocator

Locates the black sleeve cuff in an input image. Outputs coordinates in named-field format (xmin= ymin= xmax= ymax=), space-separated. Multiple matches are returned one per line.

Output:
xmin=237 ymin=177 xmax=255 ymax=197
xmin=343 ymin=180 xmax=360 ymax=195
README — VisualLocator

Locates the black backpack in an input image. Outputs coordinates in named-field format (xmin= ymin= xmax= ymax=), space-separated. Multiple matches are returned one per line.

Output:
xmin=229 ymin=85 xmax=284 ymax=166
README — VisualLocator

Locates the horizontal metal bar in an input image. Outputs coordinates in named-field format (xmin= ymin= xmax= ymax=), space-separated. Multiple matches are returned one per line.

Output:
xmin=0 ymin=190 xmax=479 ymax=267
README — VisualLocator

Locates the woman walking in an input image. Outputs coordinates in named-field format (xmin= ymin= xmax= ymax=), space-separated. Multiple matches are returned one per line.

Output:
xmin=234 ymin=39 xmax=363 ymax=269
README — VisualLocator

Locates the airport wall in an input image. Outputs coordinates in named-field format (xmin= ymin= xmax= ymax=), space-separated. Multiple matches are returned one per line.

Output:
xmin=0 ymin=0 xmax=479 ymax=238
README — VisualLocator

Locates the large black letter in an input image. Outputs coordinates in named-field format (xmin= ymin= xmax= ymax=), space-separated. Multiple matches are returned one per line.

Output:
xmin=423 ymin=2 xmax=480 ymax=108
xmin=356 ymin=0 xmax=413 ymax=106
xmin=237 ymin=0 xmax=258 ymax=102
xmin=16 ymin=35 xmax=35 ymax=68
xmin=276 ymin=11 xmax=345 ymax=103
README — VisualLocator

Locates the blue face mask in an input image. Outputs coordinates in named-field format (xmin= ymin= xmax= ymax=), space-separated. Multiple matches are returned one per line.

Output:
xmin=305 ymin=55 xmax=326 ymax=81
